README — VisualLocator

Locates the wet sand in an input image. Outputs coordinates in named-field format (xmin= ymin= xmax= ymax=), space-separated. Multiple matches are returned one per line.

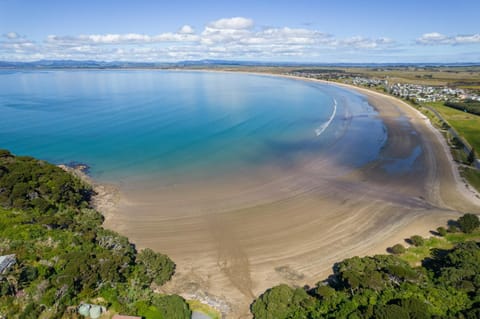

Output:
xmin=100 ymin=75 xmax=480 ymax=318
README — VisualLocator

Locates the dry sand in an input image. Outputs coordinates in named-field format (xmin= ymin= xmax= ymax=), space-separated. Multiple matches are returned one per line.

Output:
xmin=93 ymin=74 xmax=480 ymax=318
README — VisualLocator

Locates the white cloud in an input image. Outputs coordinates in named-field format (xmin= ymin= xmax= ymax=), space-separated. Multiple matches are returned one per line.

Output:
xmin=417 ymin=32 xmax=480 ymax=45
xmin=4 ymin=32 xmax=20 ymax=39
xmin=335 ymin=36 xmax=395 ymax=49
xmin=0 ymin=17 xmax=403 ymax=62
xmin=178 ymin=25 xmax=195 ymax=34
xmin=0 ymin=32 xmax=37 ymax=54
xmin=46 ymin=31 xmax=199 ymax=46
xmin=1 ymin=41 xmax=36 ymax=51
xmin=454 ymin=34 xmax=480 ymax=44
xmin=248 ymin=27 xmax=331 ymax=45
xmin=208 ymin=17 xmax=254 ymax=30
xmin=87 ymin=33 xmax=150 ymax=44
xmin=416 ymin=32 xmax=451 ymax=45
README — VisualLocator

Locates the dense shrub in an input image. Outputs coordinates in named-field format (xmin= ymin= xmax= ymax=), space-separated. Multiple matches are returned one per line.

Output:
xmin=437 ymin=226 xmax=447 ymax=236
xmin=252 ymin=242 xmax=480 ymax=319
xmin=390 ymin=244 xmax=406 ymax=255
xmin=445 ymin=100 xmax=480 ymax=116
xmin=0 ymin=149 xmax=91 ymax=212
xmin=136 ymin=248 xmax=175 ymax=286
xmin=457 ymin=213 xmax=480 ymax=233
xmin=408 ymin=235 xmax=425 ymax=247
xmin=0 ymin=149 xmax=188 ymax=318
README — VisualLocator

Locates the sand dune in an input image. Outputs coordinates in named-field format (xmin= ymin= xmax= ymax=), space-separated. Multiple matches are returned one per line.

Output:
xmin=101 ymin=75 xmax=480 ymax=318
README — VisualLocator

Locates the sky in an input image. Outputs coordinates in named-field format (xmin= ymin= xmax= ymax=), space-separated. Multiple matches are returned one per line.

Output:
xmin=1 ymin=0 xmax=479 ymax=63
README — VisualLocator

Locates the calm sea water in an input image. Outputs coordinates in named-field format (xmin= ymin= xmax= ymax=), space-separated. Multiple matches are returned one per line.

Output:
xmin=0 ymin=70 xmax=384 ymax=183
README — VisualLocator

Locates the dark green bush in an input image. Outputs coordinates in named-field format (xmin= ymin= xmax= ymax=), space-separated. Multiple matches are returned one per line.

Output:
xmin=409 ymin=235 xmax=425 ymax=247
xmin=458 ymin=213 xmax=480 ymax=233
xmin=437 ymin=226 xmax=447 ymax=236
xmin=390 ymin=244 xmax=406 ymax=255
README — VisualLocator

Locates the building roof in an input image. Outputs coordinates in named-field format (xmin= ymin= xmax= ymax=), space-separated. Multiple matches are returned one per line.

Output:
xmin=77 ymin=303 xmax=107 ymax=318
xmin=112 ymin=315 xmax=142 ymax=319
xmin=78 ymin=304 xmax=91 ymax=316
xmin=0 ymin=254 xmax=16 ymax=274
xmin=89 ymin=305 xmax=103 ymax=319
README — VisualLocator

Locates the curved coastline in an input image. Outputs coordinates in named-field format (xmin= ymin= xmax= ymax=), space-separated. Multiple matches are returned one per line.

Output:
xmin=279 ymin=73 xmax=480 ymax=205
xmin=76 ymin=70 xmax=480 ymax=318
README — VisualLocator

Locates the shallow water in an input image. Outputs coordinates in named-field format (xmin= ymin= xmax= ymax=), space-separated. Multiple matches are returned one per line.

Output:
xmin=0 ymin=70 xmax=384 ymax=186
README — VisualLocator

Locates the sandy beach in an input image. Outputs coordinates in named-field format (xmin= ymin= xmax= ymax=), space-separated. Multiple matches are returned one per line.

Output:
xmin=97 ymin=74 xmax=480 ymax=318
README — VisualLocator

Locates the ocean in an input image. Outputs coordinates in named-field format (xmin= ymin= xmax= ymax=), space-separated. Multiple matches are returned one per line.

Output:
xmin=0 ymin=70 xmax=384 ymax=185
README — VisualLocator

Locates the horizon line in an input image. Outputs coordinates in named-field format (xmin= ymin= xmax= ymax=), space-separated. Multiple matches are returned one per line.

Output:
xmin=1 ymin=59 xmax=480 ymax=67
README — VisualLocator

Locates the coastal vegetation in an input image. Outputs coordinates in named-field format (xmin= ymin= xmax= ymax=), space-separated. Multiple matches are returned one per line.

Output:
xmin=251 ymin=214 xmax=480 ymax=319
xmin=461 ymin=167 xmax=480 ymax=194
xmin=444 ymin=100 xmax=480 ymax=116
xmin=0 ymin=149 xmax=190 ymax=318
xmin=0 ymin=149 xmax=91 ymax=213
xmin=421 ymin=101 xmax=480 ymax=191
xmin=2 ymin=144 xmax=479 ymax=318
xmin=426 ymin=101 xmax=480 ymax=157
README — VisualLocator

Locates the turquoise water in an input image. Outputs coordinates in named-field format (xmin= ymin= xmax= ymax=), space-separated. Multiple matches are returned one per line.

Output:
xmin=0 ymin=70 xmax=384 ymax=183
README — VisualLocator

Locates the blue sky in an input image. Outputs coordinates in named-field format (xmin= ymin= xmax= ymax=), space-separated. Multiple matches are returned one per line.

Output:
xmin=1 ymin=0 xmax=479 ymax=62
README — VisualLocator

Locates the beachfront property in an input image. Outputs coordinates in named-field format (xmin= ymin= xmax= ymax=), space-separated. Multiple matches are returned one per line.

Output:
xmin=286 ymin=71 xmax=480 ymax=103
xmin=0 ymin=254 xmax=16 ymax=274
xmin=388 ymin=83 xmax=467 ymax=102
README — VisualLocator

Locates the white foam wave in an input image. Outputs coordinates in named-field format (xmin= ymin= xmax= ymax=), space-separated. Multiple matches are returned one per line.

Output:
xmin=315 ymin=98 xmax=337 ymax=137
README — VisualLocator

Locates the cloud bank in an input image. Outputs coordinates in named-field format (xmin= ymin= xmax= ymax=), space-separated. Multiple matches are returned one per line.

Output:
xmin=416 ymin=32 xmax=480 ymax=45
xmin=1 ymin=17 xmax=478 ymax=62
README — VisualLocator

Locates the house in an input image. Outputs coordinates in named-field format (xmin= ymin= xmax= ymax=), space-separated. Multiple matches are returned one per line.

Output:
xmin=0 ymin=254 xmax=16 ymax=274
xmin=112 ymin=315 xmax=142 ymax=319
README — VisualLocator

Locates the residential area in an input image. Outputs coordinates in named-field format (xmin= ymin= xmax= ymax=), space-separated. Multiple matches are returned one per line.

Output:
xmin=286 ymin=70 xmax=480 ymax=103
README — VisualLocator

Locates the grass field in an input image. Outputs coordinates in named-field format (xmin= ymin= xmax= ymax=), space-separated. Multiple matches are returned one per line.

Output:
xmin=462 ymin=167 xmax=480 ymax=193
xmin=426 ymin=102 xmax=480 ymax=155
xmin=422 ymin=102 xmax=480 ymax=193
xmin=399 ymin=229 xmax=480 ymax=267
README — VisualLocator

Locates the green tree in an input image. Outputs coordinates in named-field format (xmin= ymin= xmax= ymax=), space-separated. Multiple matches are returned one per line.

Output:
xmin=436 ymin=227 xmax=447 ymax=236
xmin=251 ymin=284 xmax=317 ymax=319
xmin=408 ymin=235 xmax=425 ymax=247
xmin=19 ymin=266 xmax=38 ymax=288
xmin=390 ymin=244 xmax=406 ymax=255
xmin=150 ymin=294 xmax=191 ymax=319
xmin=448 ymin=224 xmax=459 ymax=233
xmin=398 ymin=298 xmax=431 ymax=319
xmin=136 ymin=248 xmax=175 ymax=286
xmin=467 ymin=148 xmax=475 ymax=165
xmin=374 ymin=304 xmax=410 ymax=319
xmin=0 ymin=149 xmax=183 ymax=318
xmin=457 ymin=213 xmax=480 ymax=233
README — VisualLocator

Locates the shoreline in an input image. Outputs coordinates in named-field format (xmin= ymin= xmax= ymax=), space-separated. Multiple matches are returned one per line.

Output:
xmin=59 ymin=70 xmax=480 ymax=318
xmin=58 ymin=164 xmax=120 ymax=221
xmin=197 ymin=68 xmax=480 ymax=204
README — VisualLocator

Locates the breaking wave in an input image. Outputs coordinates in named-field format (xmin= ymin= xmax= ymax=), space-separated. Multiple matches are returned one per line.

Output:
xmin=315 ymin=98 xmax=337 ymax=137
